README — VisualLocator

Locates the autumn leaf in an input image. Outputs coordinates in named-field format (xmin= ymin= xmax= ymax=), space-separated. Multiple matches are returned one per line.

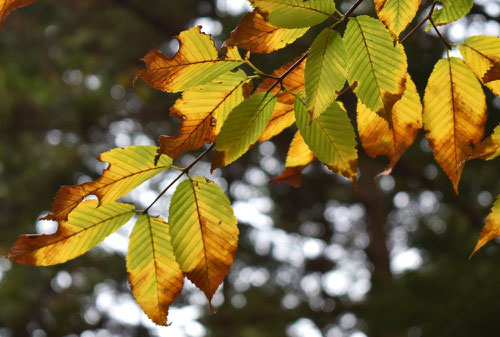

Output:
xmin=225 ymin=11 xmax=308 ymax=54
xmin=136 ymin=26 xmax=244 ymax=93
xmin=127 ymin=214 xmax=184 ymax=326
xmin=472 ymin=124 xmax=500 ymax=161
xmin=374 ymin=0 xmax=421 ymax=37
xmin=459 ymin=35 xmax=500 ymax=96
xmin=357 ymin=74 xmax=422 ymax=171
xmin=344 ymin=15 xmax=408 ymax=120
xmin=430 ymin=0 xmax=473 ymax=27
xmin=249 ymin=0 xmax=336 ymax=29
xmin=159 ymin=70 xmax=251 ymax=159
xmin=270 ymin=131 xmax=315 ymax=187
xmin=256 ymin=54 xmax=306 ymax=141
xmin=305 ymin=28 xmax=347 ymax=120
xmin=295 ymin=92 xmax=358 ymax=182
xmin=169 ymin=177 xmax=238 ymax=302
xmin=212 ymin=93 xmax=276 ymax=170
xmin=423 ymin=57 xmax=487 ymax=193
xmin=43 ymin=146 xmax=172 ymax=221
xmin=0 ymin=0 xmax=35 ymax=27
xmin=7 ymin=201 xmax=135 ymax=266
xmin=471 ymin=194 xmax=500 ymax=257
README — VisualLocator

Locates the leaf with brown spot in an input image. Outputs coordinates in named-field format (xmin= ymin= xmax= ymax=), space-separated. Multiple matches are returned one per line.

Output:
xmin=423 ymin=57 xmax=487 ymax=193
xmin=168 ymin=177 xmax=238 ymax=302
xmin=224 ymin=11 xmax=308 ymax=54
xmin=135 ymin=26 xmax=244 ymax=93
xmin=374 ymin=0 xmax=421 ymax=37
xmin=159 ymin=70 xmax=251 ymax=159
xmin=357 ymin=74 xmax=422 ymax=170
xmin=7 ymin=201 xmax=135 ymax=266
xmin=127 ymin=214 xmax=184 ymax=326
xmin=0 ymin=0 xmax=35 ymax=27
xmin=471 ymin=194 xmax=500 ymax=257
xmin=270 ymin=131 xmax=314 ymax=187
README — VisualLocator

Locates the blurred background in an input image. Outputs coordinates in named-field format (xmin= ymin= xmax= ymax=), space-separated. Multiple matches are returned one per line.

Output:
xmin=1 ymin=0 xmax=500 ymax=336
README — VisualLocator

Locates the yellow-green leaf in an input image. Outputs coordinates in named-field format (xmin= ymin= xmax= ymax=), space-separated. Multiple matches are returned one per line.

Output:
xmin=295 ymin=92 xmax=358 ymax=182
xmin=459 ymin=35 xmax=500 ymax=96
xmin=43 ymin=145 xmax=172 ymax=221
xmin=8 ymin=201 xmax=135 ymax=266
xmin=159 ymin=70 xmax=251 ymax=159
xmin=225 ymin=11 xmax=308 ymax=54
xmin=374 ymin=0 xmax=421 ymax=36
xmin=212 ymin=93 xmax=277 ymax=170
xmin=471 ymin=194 xmax=500 ymax=256
xmin=249 ymin=0 xmax=336 ymax=28
xmin=169 ymin=177 xmax=238 ymax=302
xmin=127 ymin=214 xmax=184 ymax=326
xmin=344 ymin=15 xmax=408 ymax=120
xmin=305 ymin=28 xmax=347 ymax=120
xmin=270 ymin=131 xmax=315 ymax=187
xmin=423 ymin=57 xmax=487 ymax=193
xmin=430 ymin=0 xmax=473 ymax=27
xmin=357 ymin=74 xmax=422 ymax=170
xmin=472 ymin=125 xmax=500 ymax=161
xmin=136 ymin=26 xmax=244 ymax=93
xmin=0 ymin=0 xmax=35 ymax=27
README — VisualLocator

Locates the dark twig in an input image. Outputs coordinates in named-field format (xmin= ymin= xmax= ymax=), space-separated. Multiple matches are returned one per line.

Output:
xmin=400 ymin=0 xmax=438 ymax=44
xmin=430 ymin=18 xmax=453 ymax=49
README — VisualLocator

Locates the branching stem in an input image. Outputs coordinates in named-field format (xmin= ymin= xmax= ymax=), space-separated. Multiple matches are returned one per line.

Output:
xmin=400 ymin=0 xmax=438 ymax=44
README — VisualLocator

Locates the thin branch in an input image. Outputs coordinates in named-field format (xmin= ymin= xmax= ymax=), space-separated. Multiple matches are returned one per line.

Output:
xmin=144 ymin=144 xmax=215 ymax=213
xmin=430 ymin=18 xmax=453 ymax=49
xmin=400 ymin=0 xmax=438 ymax=44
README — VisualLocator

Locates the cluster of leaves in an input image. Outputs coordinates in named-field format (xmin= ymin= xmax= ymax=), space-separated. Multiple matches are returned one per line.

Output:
xmin=2 ymin=0 xmax=500 ymax=326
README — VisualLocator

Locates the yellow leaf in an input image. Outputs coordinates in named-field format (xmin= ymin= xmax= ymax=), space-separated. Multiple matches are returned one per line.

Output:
xmin=270 ymin=131 xmax=314 ymax=187
xmin=159 ymin=70 xmax=251 ymax=159
xmin=127 ymin=215 xmax=184 ymax=326
xmin=169 ymin=177 xmax=238 ymax=302
xmin=459 ymin=35 xmax=500 ymax=96
xmin=256 ymin=54 xmax=306 ymax=141
xmin=472 ymin=125 xmax=500 ymax=161
xmin=43 ymin=146 xmax=172 ymax=221
xmin=374 ymin=0 xmax=421 ymax=36
xmin=135 ymin=26 xmax=244 ymax=93
xmin=471 ymin=194 xmax=500 ymax=257
xmin=423 ymin=57 xmax=487 ymax=193
xmin=7 ymin=201 xmax=135 ymax=266
xmin=0 ymin=0 xmax=35 ymax=27
xmin=224 ymin=11 xmax=308 ymax=54
xmin=357 ymin=74 xmax=422 ymax=170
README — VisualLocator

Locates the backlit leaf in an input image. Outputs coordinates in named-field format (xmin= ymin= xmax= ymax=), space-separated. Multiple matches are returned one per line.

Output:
xmin=459 ymin=35 xmax=500 ymax=96
xmin=159 ymin=70 xmax=251 ymax=159
xmin=374 ymin=0 xmax=421 ymax=36
xmin=270 ymin=131 xmax=314 ymax=187
xmin=225 ymin=11 xmax=308 ymax=54
xmin=256 ymin=54 xmax=306 ymax=141
xmin=344 ymin=15 xmax=408 ymax=120
xmin=169 ymin=177 xmax=238 ymax=302
xmin=136 ymin=26 xmax=244 ymax=93
xmin=357 ymin=74 xmax=422 ymax=170
xmin=472 ymin=125 xmax=500 ymax=161
xmin=295 ymin=92 xmax=358 ymax=182
xmin=431 ymin=0 xmax=473 ymax=27
xmin=249 ymin=0 xmax=336 ymax=28
xmin=471 ymin=194 xmax=500 ymax=256
xmin=44 ymin=146 xmax=172 ymax=221
xmin=127 ymin=215 xmax=184 ymax=325
xmin=212 ymin=93 xmax=276 ymax=170
xmin=423 ymin=57 xmax=486 ymax=193
xmin=8 ymin=201 xmax=135 ymax=266
xmin=305 ymin=28 xmax=347 ymax=120
xmin=0 ymin=0 xmax=35 ymax=27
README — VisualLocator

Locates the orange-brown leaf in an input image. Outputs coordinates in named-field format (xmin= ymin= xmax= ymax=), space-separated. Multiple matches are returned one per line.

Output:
xmin=472 ymin=124 xmax=500 ymax=161
xmin=225 ymin=11 xmax=308 ymax=54
xmin=471 ymin=195 xmax=500 ymax=257
xmin=0 ymin=0 xmax=35 ymax=27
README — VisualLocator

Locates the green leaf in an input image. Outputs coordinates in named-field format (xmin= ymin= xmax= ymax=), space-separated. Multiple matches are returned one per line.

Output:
xmin=43 ymin=145 xmax=172 ymax=221
xmin=212 ymin=93 xmax=276 ymax=170
xmin=169 ymin=177 xmax=238 ymax=302
xmin=305 ymin=28 xmax=347 ymax=120
xmin=127 ymin=214 xmax=184 ymax=326
xmin=249 ymin=0 xmax=336 ymax=28
xmin=8 ymin=201 xmax=135 ymax=266
xmin=344 ymin=15 xmax=408 ymax=120
xmin=430 ymin=0 xmax=473 ymax=27
xmin=295 ymin=92 xmax=358 ymax=182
